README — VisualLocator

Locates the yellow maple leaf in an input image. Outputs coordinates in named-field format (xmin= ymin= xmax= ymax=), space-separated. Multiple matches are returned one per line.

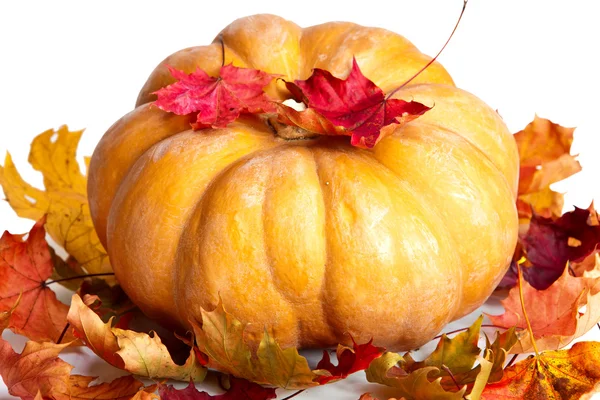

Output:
xmin=0 ymin=126 xmax=111 ymax=276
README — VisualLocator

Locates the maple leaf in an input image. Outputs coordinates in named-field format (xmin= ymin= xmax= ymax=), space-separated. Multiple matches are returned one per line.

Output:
xmin=67 ymin=294 xmax=206 ymax=382
xmin=192 ymin=301 xmax=318 ymax=389
xmin=0 ymin=218 xmax=76 ymax=343
xmin=405 ymin=316 xmax=483 ymax=377
xmin=280 ymin=58 xmax=431 ymax=149
xmin=0 ymin=336 xmax=154 ymax=400
xmin=489 ymin=267 xmax=600 ymax=353
xmin=481 ymin=341 xmax=600 ymax=399
xmin=158 ymin=377 xmax=277 ymax=400
xmin=515 ymin=115 xmax=581 ymax=221
xmin=313 ymin=338 xmax=385 ymax=384
xmin=0 ymin=126 xmax=111 ymax=278
xmin=153 ymin=64 xmax=278 ymax=129
xmin=366 ymin=318 xmax=516 ymax=398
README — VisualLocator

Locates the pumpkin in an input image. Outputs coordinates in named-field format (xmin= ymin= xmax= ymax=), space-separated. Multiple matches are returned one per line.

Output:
xmin=88 ymin=14 xmax=519 ymax=351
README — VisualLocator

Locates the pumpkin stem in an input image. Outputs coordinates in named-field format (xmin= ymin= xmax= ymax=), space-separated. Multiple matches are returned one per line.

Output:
xmin=267 ymin=117 xmax=320 ymax=141
xmin=386 ymin=0 xmax=468 ymax=99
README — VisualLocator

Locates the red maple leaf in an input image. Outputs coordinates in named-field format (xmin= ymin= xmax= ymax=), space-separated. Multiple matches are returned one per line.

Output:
xmin=314 ymin=338 xmax=385 ymax=385
xmin=0 ymin=217 xmax=74 ymax=343
xmin=158 ymin=377 xmax=276 ymax=400
xmin=153 ymin=64 xmax=278 ymax=129
xmin=283 ymin=58 xmax=430 ymax=148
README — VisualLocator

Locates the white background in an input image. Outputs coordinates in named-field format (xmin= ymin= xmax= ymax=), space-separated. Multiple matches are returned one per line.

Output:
xmin=1 ymin=1 xmax=599 ymax=399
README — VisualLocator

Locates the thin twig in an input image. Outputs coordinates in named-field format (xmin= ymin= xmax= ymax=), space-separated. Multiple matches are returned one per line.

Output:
xmin=441 ymin=365 xmax=466 ymax=399
xmin=218 ymin=34 xmax=225 ymax=66
xmin=517 ymin=263 xmax=540 ymax=357
xmin=432 ymin=324 xmax=522 ymax=341
xmin=386 ymin=0 xmax=469 ymax=99
xmin=505 ymin=353 xmax=518 ymax=369
xmin=281 ymin=389 xmax=306 ymax=400
xmin=45 ymin=272 xmax=115 ymax=286
xmin=56 ymin=322 xmax=70 ymax=344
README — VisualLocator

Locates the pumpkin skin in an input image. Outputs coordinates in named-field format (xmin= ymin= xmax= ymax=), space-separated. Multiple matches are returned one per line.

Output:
xmin=88 ymin=14 xmax=519 ymax=351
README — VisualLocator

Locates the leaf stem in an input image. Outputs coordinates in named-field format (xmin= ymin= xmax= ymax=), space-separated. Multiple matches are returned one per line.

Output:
xmin=433 ymin=324 xmax=521 ymax=340
xmin=440 ymin=365 xmax=466 ymax=399
xmin=505 ymin=353 xmax=518 ymax=368
xmin=516 ymin=263 xmax=539 ymax=357
xmin=281 ymin=389 xmax=305 ymax=400
xmin=45 ymin=273 xmax=115 ymax=286
xmin=56 ymin=322 xmax=70 ymax=344
xmin=218 ymin=34 xmax=225 ymax=67
xmin=386 ymin=0 xmax=468 ymax=99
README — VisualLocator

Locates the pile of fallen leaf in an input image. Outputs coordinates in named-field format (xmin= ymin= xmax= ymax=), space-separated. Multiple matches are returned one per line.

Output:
xmin=1 ymin=74 xmax=600 ymax=399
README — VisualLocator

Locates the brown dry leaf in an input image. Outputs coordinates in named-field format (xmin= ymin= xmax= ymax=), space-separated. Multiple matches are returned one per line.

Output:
xmin=192 ymin=301 xmax=318 ymax=389
xmin=0 ymin=126 xmax=111 ymax=278
xmin=67 ymin=294 xmax=206 ymax=382
xmin=514 ymin=115 xmax=581 ymax=222
xmin=480 ymin=342 xmax=600 ymax=399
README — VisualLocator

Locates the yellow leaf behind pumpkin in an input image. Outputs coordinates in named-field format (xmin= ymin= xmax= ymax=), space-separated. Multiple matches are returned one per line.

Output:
xmin=0 ymin=126 xmax=110 ymax=276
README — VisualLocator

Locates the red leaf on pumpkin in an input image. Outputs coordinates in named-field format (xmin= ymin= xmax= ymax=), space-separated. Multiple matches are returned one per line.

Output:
xmin=0 ymin=218 xmax=74 ymax=343
xmin=285 ymin=58 xmax=430 ymax=148
xmin=313 ymin=338 xmax=385 ymax=385
xmin=158 ymin=377 xmax=276 ymax=400
xmin=153 ymin=64 xmax=278 ymax=129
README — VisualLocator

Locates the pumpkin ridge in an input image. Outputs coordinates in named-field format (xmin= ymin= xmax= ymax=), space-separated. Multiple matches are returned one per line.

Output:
xmin=307 ymin=148 xmax=335 ymax=347
xmin=364 ymin=147 xmax=468 ymax=314
xmin=409 ymin=119 xmax=515 ymax=199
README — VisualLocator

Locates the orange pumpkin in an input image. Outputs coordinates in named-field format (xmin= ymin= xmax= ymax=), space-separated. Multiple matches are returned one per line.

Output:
xmin=88 ymin=14 xmax=519 ymax=351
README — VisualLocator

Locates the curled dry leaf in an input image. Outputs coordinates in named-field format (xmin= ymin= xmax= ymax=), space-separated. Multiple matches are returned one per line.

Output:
xmin=279 ymin=58 xmax=431 ymax=148
xmin=77 ymin=278 xmax=137 ymax=329
xmin=67 ymin=294 xmax=206 ymax=382
xmin=515 ymin=115 xmax=581 ymax=222
xmin=0 ymin=336 xmax=154 ymax=400
xmin=0 ymin=218 xmax=75 ymax=343
xmin=313 ymin=338 xmax=385 ymax=385
xmin=153 ymin=64 xmax=278 ymax=129
xmin=192 ymin=301 xmax=317 ymax=389
xmin=481 ymin=342 xmax=600 ymax=399
xmin=366 ymin=352 xmax=466 ymax=400
xmin=522 ymin=206 xmax=600 ymax=290
xmin=0 ymin=126 xmax=111 ymax=278
xmin=158 ymin=377 xmax=277 ymax=400
xmin=489 ymin=266 xmax=600 ymax=353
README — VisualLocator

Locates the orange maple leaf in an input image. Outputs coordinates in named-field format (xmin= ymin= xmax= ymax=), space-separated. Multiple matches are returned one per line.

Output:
xmin=481 ymin=342 xmax=600 ymax=399
xmin=0 ymin=218 xmax=75 ymax=343
xmin=515 ymin=115 xmax=581 ymax=223
xmin=489 ymin=266 xmax=600 ymax=353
